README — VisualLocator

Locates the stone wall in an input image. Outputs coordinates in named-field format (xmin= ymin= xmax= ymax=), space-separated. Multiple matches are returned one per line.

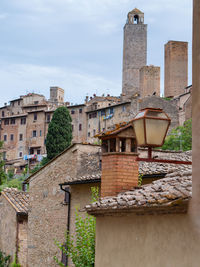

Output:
xmin=138 ymin=96 xmax=179 ymax=130
xmin=0 ymin=195 xmax=17 ymax=262
xmin=140 ymin=65 xmax=160 ymax=98
xmin=18 ymin=217 xmax=28 ymax=267
xmin=27 ymin=144 xmax=100 ymax=267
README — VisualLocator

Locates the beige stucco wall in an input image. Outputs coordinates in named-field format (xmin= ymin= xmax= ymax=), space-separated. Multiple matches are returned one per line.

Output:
xmin=95 ymin=212 xmax=200 ymax=267
xmin=0 ymin=195 xmax=17 ymax=261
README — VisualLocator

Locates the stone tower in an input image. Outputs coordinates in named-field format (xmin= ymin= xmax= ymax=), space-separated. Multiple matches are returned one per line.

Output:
xmin=140 ymin=65 xmax=160 ymax=98
xmin=164 ymin=41 xmax=188 ymax=97
xmin=50 ymin=87 xmax=64 ymax=104
xmin=122 ymin=8 xmax=147 ymax=98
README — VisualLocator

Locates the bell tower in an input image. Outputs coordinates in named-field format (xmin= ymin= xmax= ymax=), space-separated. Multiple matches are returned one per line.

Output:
xmin=122 ymin=8 xmax=147 ymax=98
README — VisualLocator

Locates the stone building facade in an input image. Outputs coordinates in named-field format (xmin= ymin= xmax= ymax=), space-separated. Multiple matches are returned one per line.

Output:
xmin=26 ymin=143 xmax=100 ymax=267
xmin=164 ymin=41 xmax=188 ymax=97
xmin=0 ymin=188 xmax=29 ymax=266
xmin=139 ymin=65 xmax=160 ymax=98
xmin=122 ymin=8 xmax=147 ymax=97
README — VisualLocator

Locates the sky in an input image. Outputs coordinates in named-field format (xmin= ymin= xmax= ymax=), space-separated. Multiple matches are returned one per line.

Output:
xmin=0 ymin=0 xmax=192 ymax=106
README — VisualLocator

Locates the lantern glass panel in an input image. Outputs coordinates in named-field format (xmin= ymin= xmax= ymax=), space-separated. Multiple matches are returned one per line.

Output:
xmin=134 ymin=111 xmax=145 ymax=119
xmin=146 ymin=119 xmax=169 ymax=146
xmin=134 ymin=119 xmax=145 ymax=146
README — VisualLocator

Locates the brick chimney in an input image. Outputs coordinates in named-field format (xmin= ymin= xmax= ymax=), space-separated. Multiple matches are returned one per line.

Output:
xmin=98 ymin=123 xmax=138 ymax=197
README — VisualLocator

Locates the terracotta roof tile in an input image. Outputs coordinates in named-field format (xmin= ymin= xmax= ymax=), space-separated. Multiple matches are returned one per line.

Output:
xmin=85 ymin=170 xmax=192 ymax=215
xmin=1 ymin=188 xmax=29 ymax=214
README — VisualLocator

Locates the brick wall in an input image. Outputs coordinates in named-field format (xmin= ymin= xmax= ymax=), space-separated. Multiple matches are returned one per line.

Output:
xmin=164 ymin=41 xmax=188 ymax=97
xmin=101 ymin=153 xmax=138 ymax=197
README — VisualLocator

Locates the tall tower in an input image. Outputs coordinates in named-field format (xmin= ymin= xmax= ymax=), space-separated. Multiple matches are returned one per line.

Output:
xmin=122 ymin=8 xmax=147 ymax=98
xmin=164 ymin=41 xmax=188 ymax=97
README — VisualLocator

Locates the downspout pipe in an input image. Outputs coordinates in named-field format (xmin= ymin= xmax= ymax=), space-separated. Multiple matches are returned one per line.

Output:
xmin=60 ymin=184 xmax=71 ymax=266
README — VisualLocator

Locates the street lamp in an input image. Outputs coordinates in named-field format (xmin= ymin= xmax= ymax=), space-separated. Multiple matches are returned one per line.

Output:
xmin=132 ymin=108 xmax=171 ymax=158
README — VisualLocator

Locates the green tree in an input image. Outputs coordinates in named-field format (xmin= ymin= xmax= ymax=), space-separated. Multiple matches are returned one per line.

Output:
xmin=46 ymin=107 xmax=72 ymax=160
xmin=0 ymin=141 xmax=6 ymax=185
xmin=162 ymin=119 xmax=192 ymax=151
xmin=54 ymin=187 xmax=99 ymax=267
xmin=0 ymin=250 xmax=10 ymax=267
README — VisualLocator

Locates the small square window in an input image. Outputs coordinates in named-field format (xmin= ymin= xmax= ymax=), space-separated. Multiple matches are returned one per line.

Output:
xmin=79 ymin=108 xmax=82 ymax=114
xmin=21 ymin=117 xmax=26 ymax=125
xmin=4 ymin=119 xmax=9 ymax=125
xmin=32 ymin=130 xmax=37 ymax=137
xmin=71 ymin=110 xmax=75 ymax=115
xmin=11 ymin=118 xmax=15 ymax=125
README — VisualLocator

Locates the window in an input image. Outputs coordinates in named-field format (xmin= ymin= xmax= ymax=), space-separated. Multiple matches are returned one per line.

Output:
xmin=34 ymin=113 xmax=37 ymax=121
xmin=79 ymin=124 xmax=82 ymax=131
xmin=19 ymin=134 xmax=23 ymax=141
xmin=3 ymin=152 xmax=6 ymax=160
xmin=71 ymin=110 xmax=75 ymax=115
xmin=2 ymin=111 xmax=4 ymax=117
xmin=10 ymin=134 xmax=14 ymax=141
xmin=46 ymin=114 xmax=50 ymax=122
xmin=37 ymin=149 xmax=41 ymax=155
xmin=122 ymin=105 xmax=126 ymax=112
xmin=88 ymin=132 xmax=90 ymax=137
xmin=110 ymin=107 xmax=114 ymax=114
xmin=18 ymin=100 xmax=20 ymax=106
xmin=40 ymin=130 xmax=42 ymax=136
xmin=79 ymin=108 xmax=82 ymax=114
xmin=34 ymin=101 xmax=39 ymax=104
xmin=19 ymin=152 xmax=23 ymax=157
xmin=4 ymin=119 xmax=9 ymax=125
xmin=32 ymin=130 xmax=37 ymax=137
xmin=4 ymin=135 xmax=7 ymax=141
xmin=11 ymin=118 xmax=15 ymax=125
xmin=89 ymin=112 xmax=97 ymax=119
xmin=21 ymin=117 xmax=26 ymax=125
xmin=93 ymin=129 xmax=96 ymax=136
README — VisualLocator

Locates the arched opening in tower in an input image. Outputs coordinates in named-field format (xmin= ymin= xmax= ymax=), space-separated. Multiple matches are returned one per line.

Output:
xmin=134 ymin=15 xmax=139 ymax=24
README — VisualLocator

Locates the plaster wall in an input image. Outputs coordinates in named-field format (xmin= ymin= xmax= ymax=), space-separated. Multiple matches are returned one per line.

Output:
xmin=95 ymin=213 xmax=200 ymax=267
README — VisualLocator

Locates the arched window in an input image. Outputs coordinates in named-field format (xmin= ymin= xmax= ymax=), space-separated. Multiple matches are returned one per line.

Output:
xmin=134 ymin=15 xmax=139 ymax=24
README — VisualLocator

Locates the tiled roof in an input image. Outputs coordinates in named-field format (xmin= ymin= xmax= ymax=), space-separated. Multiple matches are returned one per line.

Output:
xmin=64 ymin=151 xmax=192 ymax=185
xmin=129 ymin=8 xmax=143 ymax=15
xmin=1 ymin=188 xmax=29 ymax=214
xmin=95 ymin=122 xmax=132 ymax=138
xmin=85 ymin=170 xmax=192 ymax=215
